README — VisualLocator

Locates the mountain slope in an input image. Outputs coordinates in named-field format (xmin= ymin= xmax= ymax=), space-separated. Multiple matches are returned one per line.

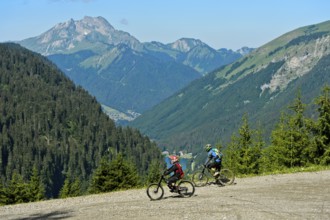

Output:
xmin=18 ymin=16 xmax=247 ymax=122
xmin=144 ymin=38 xmax=244 ymax=75
xmin=0 ymin=43 xmax=162 ymax=197
xmin=47 ymin=44 xmax=201 ymax=114
xmin=129 ymin=20 xmax=330 ymax=152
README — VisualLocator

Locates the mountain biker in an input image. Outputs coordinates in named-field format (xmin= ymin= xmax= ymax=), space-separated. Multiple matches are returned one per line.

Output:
xmin=204 ymin=144 xmax=223 ymax=177
xmin=163 ymin=155 xmax=184 ymax=192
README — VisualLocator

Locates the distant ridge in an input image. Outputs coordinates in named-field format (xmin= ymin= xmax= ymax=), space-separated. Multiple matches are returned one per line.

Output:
xmin=129 ymin=20 xmax=330 ymax=151
xmin=18 ymin=16 xmax=250 ymax=123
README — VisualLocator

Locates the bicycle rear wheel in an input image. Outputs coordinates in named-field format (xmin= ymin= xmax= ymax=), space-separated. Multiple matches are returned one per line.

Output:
xmin=178 ymin=180 xmax=195 ymax=198
xmin=146 ymin=183 xmax=164 ymax=200
xmin=192 ymin=171 xmax=208 ymax=187
xmin=217 ymin=169 xmax=235 ymax=185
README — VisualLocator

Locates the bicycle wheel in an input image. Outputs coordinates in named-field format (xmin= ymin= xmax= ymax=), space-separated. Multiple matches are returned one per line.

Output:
xmin=192 ymin=171 xmax=208 ymax=187
xmin=217 ymin=169 xmax=235 ymax=185
xmin=146 ymin=183 xmax=164 ymax=200
xmin=178 ymin=180 xmax=195 ymax=198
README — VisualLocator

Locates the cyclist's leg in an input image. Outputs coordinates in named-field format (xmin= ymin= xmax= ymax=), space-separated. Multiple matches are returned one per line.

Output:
xmin=167 ymin=176 xmax=179 ymax=192
xmin=213 ymin=162 xmax=222 ymax=177
xmin=207 ymin=162 xmax=219 ymax=177
xmin=215 ymin=163 xmax=221 ymax=172
xmin=207 ymin=161 xmax=216 ymax=169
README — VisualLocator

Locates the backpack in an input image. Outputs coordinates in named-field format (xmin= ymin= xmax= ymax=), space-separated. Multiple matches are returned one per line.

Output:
xmin=175 ymin=163 xmax=184 ymax=179
xmin=212 ymin=148 xmax=223 ymax=162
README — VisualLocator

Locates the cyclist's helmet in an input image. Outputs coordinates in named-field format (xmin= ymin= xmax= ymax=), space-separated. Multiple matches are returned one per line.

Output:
xmin=204 ymin=144 xmax=212 ymax=152
xmin=169 ymin=155 xmax=179 ymax=163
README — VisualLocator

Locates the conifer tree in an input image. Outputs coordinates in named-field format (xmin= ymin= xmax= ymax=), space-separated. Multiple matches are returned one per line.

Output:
xmin=6 ymin=171 xmax=30 ymax=204
xmin=88 ymin=157 xmax=112 ymax=194
xmin=70 ymin=178 xmax=82 ymax=197
xmin=146 ymin=159 xmax=163 ymax=184
xmin=0 ymin=181 xmax=7 ymax=205
xmin=223 ymin=134 xmax=240 ymax=174
xmin=59 ymin=178 xmax=71 ymax=198
xmin=264 ymin=114 xmax=288 ymax=170
xmin=28 ymin=166 xmax=45 ymax=202
xmin=60 ymin=177 xmax=81 ymax=198
xmin=267 ymin=92 xmax=311 ymax=169
xmin=234 ymin=114 xmax=262 ymax=174
xmin=89 ymin=154 xmax=139 ymax=194
xmin=311 ymin=85 xmax=330 ymax=165
xmin=106 ymin=154 xmax=139 ymax=190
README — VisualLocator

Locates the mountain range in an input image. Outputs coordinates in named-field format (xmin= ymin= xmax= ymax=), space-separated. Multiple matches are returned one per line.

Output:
xmin=18 ymin=16 xmax=251 ymax=123
xmin=129 ymin=20 xmax=330 ymax=152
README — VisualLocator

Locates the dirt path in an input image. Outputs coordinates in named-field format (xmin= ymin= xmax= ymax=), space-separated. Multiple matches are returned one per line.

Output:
xmin=1 ymin=170 xmax=330 ymax=220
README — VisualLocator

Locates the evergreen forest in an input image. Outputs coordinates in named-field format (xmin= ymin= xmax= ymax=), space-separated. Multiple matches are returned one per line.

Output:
xmin=0 ymin=43 xmax=163 ymax=205
xmin=220 ymin=88 xmax=330 ymax=175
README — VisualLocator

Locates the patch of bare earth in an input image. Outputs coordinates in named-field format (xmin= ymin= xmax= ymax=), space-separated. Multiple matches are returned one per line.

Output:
xmin=1 ymin=170 xmax=329 ymax=220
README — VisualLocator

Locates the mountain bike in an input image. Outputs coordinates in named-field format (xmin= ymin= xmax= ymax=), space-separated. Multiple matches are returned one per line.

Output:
xmin=191 ymin=166 xmax=235 ymax=187
xmin=146 ymin=175 xmax=195 ymax=200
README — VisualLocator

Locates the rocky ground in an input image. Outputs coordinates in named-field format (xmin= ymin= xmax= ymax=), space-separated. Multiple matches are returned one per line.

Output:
xmin=1 ymin=170 xmax=330 ymax=220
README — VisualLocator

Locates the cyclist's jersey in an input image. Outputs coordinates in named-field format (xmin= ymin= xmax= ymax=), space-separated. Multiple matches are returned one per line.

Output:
xmin=207 ymin=148 xmax=223 ymax=163
xmin=164 ymin=161 xmax=184 ymax=179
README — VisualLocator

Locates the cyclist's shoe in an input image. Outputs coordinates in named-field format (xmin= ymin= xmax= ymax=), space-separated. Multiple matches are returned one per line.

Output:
xmin=213 ymin=172 xmax=220 ymax=177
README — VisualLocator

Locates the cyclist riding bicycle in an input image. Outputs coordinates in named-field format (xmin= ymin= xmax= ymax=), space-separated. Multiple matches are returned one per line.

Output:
xmin=204 ymin=144 xmax=223 ymax=177
xmin=163 ymin=155 xmax=184 ymax=192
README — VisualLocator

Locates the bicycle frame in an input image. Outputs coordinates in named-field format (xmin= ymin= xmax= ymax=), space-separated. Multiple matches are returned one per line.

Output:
xmin=202 ymin=166 xmax=218 ymax=178
xmin=147 ymin=174 xmax=195 ymax=200
xmin=192 ymin=166 xmax=235 ymax=187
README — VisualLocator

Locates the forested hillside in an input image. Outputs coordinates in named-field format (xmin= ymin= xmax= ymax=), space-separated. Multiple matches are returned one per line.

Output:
xmin=0 ymin=43 xmax=162 ymax=202
xmin=130 ymin=20 xmax=330 ymax=152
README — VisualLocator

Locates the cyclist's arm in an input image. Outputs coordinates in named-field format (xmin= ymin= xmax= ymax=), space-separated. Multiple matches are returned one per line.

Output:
xmin=163 ymin=165 xmax=177 ymax=175
xmin=204 ymin=157 xmax=211 ymax=166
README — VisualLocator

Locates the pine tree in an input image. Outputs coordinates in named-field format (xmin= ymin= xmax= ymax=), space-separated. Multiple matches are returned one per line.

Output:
xmin=59 ymin=177 xmax=81 ymax=198
xmin=6 ymin=171 xmax=30 ymax=204
xmin=237 ymin=114 xmax=253 ymax=174
xmin=146 ymin=159 xmax=163 ymax=184
xmin=89 ymin=154 xmax=140 ymax=194
xmin=70 ymin=178 xmax=82 ymax=197
xmin=106 ymin=154 xmax=139 ymax=190
xmin=28 ymin=166 xmax=45 ymax=202
xmin=0 ymin=181 xmax=7 ymax=205
xmin=234 ymin=114 xmax=262 ymax=174
xmin=88 ymin=157 xmax=112 ymax=194
xmin=265 ymin=114 xmax=288 ymax=170
xmin=59 ymin=178 xmax=71 ymax=198
xmin=267 ymin=92 xmax=311 ymax=169
xmin=223 ymin=134 xmax=240 ymax=174
xmin=311 ymin=85 xmax=330 ymax=165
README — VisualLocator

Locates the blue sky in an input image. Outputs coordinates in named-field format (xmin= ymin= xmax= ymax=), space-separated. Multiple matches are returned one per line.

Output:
xmin=1 ymin=0 xmax=329 ymax=50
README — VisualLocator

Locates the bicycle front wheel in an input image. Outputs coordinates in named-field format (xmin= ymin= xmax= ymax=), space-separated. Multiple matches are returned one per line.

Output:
xmin=218 ymin=169 xmax=235 ymax=185
xmin=146 ymin=183 xmax=164 ymax=200
xmin=178 ymin=180 xmax=195 ymax=198
xmin=192 ymin=171 xmax=208 ymax=187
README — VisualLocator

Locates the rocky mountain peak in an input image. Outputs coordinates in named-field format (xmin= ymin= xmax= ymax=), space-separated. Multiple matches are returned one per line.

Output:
xmin=236 ymin=46 xmax=254 ymax=56
xmin=20 ymin=16 xmax=141 ymax=55
xmin=40 ymin=16 xmax=116 ymax=44
xmin=169 ymin=38 xmax=206 ymax=52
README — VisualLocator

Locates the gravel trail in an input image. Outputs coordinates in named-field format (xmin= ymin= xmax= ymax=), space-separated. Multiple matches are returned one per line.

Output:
xmin=1 ymin=170 xmax=329 ymax=220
